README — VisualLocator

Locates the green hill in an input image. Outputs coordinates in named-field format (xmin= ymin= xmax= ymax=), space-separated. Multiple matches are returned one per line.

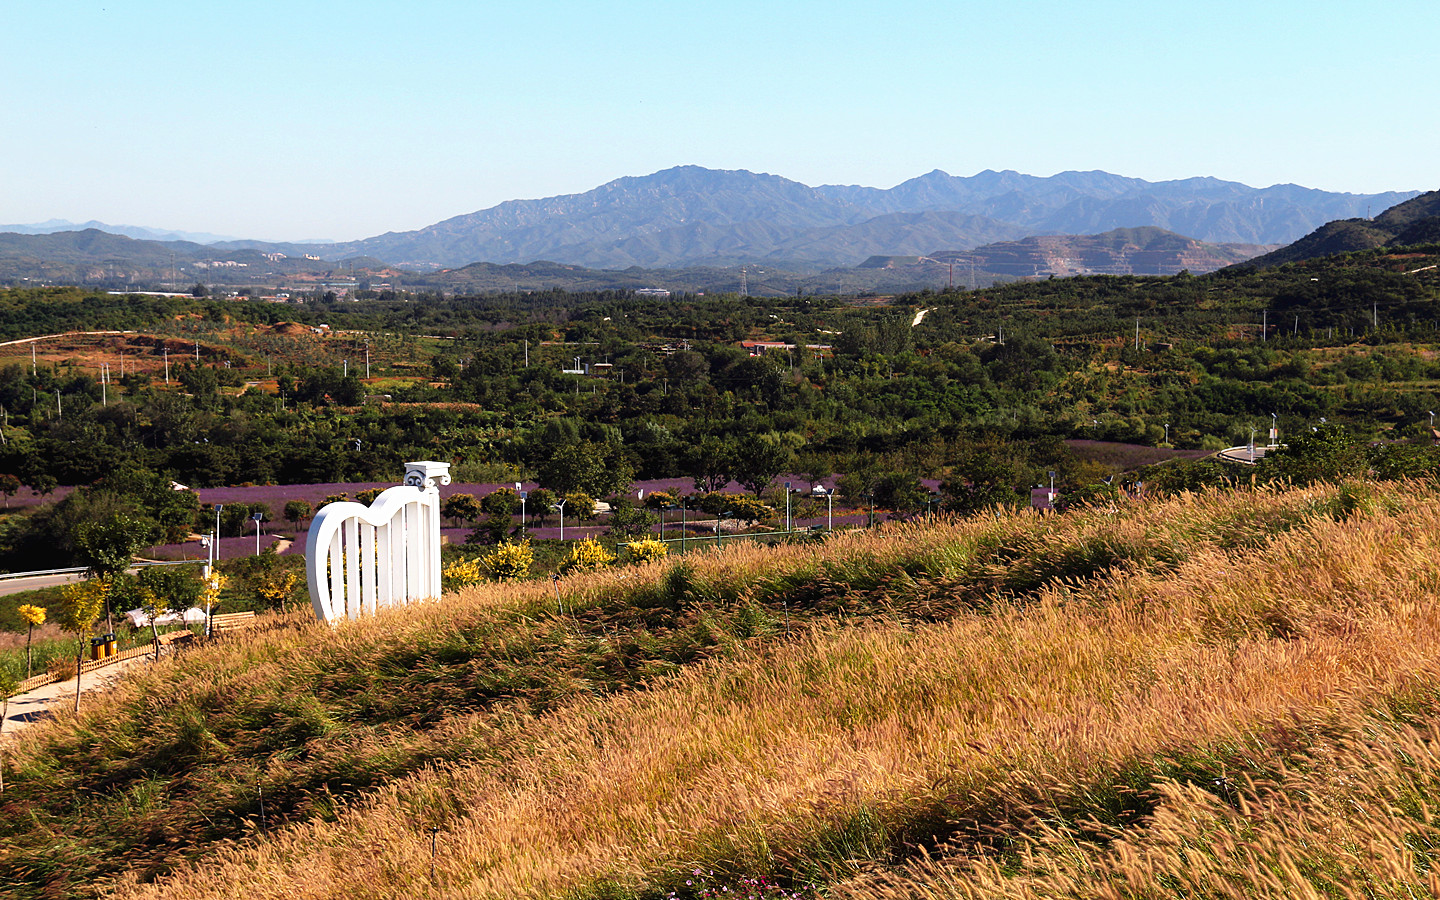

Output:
xmin=8 ymin=482 xmax=1440 ymax=899
xmin=1244 ymin=189 xmax=1440 ymax=267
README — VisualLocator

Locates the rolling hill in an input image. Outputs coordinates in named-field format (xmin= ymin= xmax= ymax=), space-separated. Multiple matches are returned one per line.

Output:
xmin=1242 ymin=189 xmax=1440 ymax=267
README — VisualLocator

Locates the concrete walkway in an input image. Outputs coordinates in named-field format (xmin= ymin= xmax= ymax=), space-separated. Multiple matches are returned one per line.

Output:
xmin=1 ymin=652 xmax=154 ymax=740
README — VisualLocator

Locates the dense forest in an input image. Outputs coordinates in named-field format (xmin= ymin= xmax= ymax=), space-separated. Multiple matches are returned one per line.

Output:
xmin=1 ymin=244 xmax=1440 ymax=569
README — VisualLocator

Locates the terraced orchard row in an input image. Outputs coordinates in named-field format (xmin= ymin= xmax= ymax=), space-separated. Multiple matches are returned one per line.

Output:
xmin=5 ymin=480 xmax=1440 ymax=899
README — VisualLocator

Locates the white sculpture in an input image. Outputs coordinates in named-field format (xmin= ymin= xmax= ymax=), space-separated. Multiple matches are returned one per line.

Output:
xmin=305 ymin=461 xmax=451 ymax=623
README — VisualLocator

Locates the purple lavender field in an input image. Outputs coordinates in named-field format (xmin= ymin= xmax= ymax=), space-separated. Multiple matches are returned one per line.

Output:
xmin=140 ymin=474 xmax=885 ymax=560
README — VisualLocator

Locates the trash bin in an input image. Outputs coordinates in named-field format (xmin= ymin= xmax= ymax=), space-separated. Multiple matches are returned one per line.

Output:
xmin=104 ymin=633 xmax=118 ymax=657
xmin=90 ymin=637 xmax=105 ymax=661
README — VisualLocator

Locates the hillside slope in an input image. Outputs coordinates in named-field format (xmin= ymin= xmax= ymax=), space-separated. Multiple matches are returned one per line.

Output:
xmin=9 ymin=483 xmax=1440 ymax=899
xmin=1244 ymin=189 xmax=1440 ymax=267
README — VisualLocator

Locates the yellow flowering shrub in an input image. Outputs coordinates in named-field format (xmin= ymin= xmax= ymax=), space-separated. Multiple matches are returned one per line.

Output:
xmin=482 ymin=541 xmax=534 ymax=582
xmin=625 ymin=538 xmax=669 ymax=565
xmin=442 ymin=556 xmax=486 ymax=592
xmin=558 ymin=537 xmax=616 ymax=575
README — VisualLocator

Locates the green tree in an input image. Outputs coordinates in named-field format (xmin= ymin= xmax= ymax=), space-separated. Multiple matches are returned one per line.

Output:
xmin=723 ymin=494 xmax=773 ymax=528
xmin=441 ymin=493 xmax=483 ymax=526
xmin=526 ymin=488 xmax=557 ymax=527
xmin=73 ymin=512 xmax=152 ymax=633
xmin=283 ymin=499 xmax=313 ymax=530
xmin=0 ymin=473 xmax=19 ymax=508
xmin=942 ymin=449 xmax=1032 ymax=517
xmin=605 ymin=501 xmax=658 ymax=538
xmin=871 ymin=472 xmax=929 ymax=519
xmin=686 ymin=437 xmax=734 ymax=493
xmin=563 ymin=491 xmax=595 ymax=521
xmin=729 ymin=435 xmax=791 ymax=497
xmin=480 ymin=488 xmax=521 ymax=518
xmin=538 ymin=441 xmax=633 ymax=498
xmin=1259 ymin=423 xmax=1368 ymax=485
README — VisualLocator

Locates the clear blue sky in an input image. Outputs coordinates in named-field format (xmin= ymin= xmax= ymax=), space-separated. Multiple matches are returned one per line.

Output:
xmin=2 ymin=0 xmax=1434 ymax=242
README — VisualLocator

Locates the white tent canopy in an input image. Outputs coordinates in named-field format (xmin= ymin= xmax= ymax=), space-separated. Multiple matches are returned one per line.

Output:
xmin=125 ymin=607 xmax=206 ymax=628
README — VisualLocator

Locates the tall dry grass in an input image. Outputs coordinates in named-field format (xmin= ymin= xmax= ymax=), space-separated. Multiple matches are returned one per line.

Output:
xmin=837 ymin=713 xmax=1440 ymax=900
xmin=101 ymin=482 xmax=1440 ymax=899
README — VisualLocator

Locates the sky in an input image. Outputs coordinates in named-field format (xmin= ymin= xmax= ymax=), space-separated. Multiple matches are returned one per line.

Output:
xmin=2 ymin=0 xmax=1435 ymax=242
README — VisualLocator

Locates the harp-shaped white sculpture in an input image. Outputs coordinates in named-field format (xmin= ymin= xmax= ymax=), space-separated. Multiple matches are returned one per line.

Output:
xmin=305 ymin=461 xmax=451 ymax=624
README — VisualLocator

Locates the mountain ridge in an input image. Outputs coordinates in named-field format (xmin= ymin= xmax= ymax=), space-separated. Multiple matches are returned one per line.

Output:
xmin=307 ymin=166 xmax=1412 ymax=270
xmin=1241 ymin=190 xmax=1440 ymax=267
xmin=6 ymin=167 xmax=1418 ymax=274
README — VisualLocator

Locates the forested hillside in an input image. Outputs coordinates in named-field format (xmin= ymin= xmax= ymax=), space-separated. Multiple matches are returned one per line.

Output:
xmin=1 ymin=246 xmax=1439 ymax=499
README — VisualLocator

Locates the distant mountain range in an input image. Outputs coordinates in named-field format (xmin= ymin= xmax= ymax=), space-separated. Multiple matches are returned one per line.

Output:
xmin=0 ymin=219 xmax=243 ymax=245
xmin=288 ymin=166 xmax=1411 ymax=270
xmin=1241 ymin=190 xmax=1440 ymax=267
xmin=0 ymin=167 xmax=1420 ymax=287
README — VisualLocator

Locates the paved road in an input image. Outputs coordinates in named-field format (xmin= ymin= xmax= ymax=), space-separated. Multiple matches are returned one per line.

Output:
xmin=0 ymin=571 xmax=85 ymax=597
xmin=0 ymin=561 xmax=206 ymax=598
xmin=1 ymin=652 xmax=153 ymax=739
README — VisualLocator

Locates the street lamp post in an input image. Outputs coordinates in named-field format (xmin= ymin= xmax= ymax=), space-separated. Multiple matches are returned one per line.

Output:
xmin=213 ymin=504 xmax=224 ymax=561
xmin=784 ymin=482 xmax=792 ymax=533
xmin=826 ymin=489 xmax=834 ymax=532
xmin=1164 ymin=423 xmax=1170 ymax=446
xmin=252 ymin=513 xmax=264 ymax=556
xmin=519 ymin=491 xmax=528 ymax=529
xmin=556 ymin=498 xmax=567 ymax=542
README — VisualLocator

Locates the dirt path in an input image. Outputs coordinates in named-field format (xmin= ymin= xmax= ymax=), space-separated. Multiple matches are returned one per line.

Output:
xmin=1 ymin=653 xmax=154 ymax=741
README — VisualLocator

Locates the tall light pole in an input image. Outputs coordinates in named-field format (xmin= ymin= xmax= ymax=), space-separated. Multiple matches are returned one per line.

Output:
xmin=784 ymin=482 xmax=792 ymax=533
xmin=252 ymin=513 xmax=264 ymax=556
xmin=1048 ymin=471 xmax=1056 ymax=510
xmin=214 ymin=504 xmax=224 ymax=557
xmin=519 ymin=490 xmax=528 ymax=528
xmin=556 ymin=498 xmax=567 ymax=542
xmin=1163 ymin=423 xmax=1169 ymax=446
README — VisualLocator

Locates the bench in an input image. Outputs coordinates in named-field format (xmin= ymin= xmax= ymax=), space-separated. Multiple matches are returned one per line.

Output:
xmin=211 ymin=611 xmax=258 ymax=635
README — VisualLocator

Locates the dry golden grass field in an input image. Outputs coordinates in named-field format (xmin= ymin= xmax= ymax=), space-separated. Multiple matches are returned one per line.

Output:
xmin=6 ymin=482 xmax=1440 ymax=899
